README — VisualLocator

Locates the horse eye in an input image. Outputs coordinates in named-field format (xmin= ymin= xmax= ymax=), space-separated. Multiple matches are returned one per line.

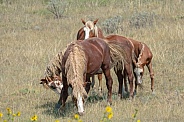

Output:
xmin=50 ymin=86 xmax=56 ymax=89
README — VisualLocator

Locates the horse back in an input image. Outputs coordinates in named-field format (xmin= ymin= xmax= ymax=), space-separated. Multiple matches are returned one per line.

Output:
xmin=79 ymin=37 xmax=111 ymax=74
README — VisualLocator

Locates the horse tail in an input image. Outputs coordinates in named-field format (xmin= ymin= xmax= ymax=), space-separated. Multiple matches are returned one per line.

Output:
xmin=106 ymin=42 xmax=126 ymax=72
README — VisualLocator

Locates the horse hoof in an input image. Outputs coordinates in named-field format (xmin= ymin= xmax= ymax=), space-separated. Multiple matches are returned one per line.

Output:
xmin=152 ymin=91 xmax=156 ymax=95
xmin=107 ymin=102 xmax=112 ymax=106
xmin=133 ymin=91 xmax=137 ymax=96
xmin=55 ymin=103 xmax=61 ymax=110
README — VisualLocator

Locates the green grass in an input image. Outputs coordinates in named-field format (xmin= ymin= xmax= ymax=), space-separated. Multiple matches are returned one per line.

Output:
xmin=0 ymin=0 xmax=184 ymax=121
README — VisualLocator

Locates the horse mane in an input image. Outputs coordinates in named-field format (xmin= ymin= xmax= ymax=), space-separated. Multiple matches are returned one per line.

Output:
xmin=44 ymin=41 xmax=76 ymax=77
xmin=137 ymin=43 xmax=145 ymax=66
xmin=105 ymin=40 xmax=126 ymax=72
xmin=45 ymin=51 xmax=63 ymax=77
xmin=64 ymin=43 xmax=87 ymax=98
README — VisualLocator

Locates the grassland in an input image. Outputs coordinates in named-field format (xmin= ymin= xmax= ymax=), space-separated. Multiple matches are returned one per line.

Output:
xmin=0 ymin=0 xmax=184 ymax=121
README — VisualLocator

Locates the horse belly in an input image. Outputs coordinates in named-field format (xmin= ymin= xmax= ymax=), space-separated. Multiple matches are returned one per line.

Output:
xmin=87 ymin=57 xmax=102 ymax=75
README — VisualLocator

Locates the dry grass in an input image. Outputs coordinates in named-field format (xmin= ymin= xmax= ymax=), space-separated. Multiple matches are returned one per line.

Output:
xmin=0 ymin=0 xmax=184 ymax=121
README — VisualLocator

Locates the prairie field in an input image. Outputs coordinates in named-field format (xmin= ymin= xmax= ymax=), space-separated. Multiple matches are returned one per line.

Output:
xmin=0 ymin=0 xmax=184 ymax=122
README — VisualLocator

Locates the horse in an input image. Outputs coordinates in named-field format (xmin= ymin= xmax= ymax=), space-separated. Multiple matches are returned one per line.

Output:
xmin=128 ymin=38 xmax=154 ymax=93
xmin=77 ymin=19 xmax=154 ymax=96
xmin=40 ymin=50 xmax=64 ymax=95
xmin=77 ymin=19 xmax=103 ymax=93
xmin=77 ymin=19 xmax=135 ymax=98
xmin=60 ymin=38 xmax=114 ymax=115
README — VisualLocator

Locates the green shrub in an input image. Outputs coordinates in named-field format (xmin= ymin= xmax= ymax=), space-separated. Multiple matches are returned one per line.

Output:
xmin=47 ymin=0 xmax=68 ymax=18
xmin=101 ymin=16 xmax=123 ymax=34
xmin=129 ymin=11 xmax=156 ymax=29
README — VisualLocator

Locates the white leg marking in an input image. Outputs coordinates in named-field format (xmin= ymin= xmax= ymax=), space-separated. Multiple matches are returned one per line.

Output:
xmin=77 ymin=93 xmax=84 ymax=113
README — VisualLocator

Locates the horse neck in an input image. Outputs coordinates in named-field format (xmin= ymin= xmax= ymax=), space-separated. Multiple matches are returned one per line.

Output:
xmin=95 ymin=27 xmax=105 ymax=39
xmin=45 ymin=51 xmax=63 ymax=77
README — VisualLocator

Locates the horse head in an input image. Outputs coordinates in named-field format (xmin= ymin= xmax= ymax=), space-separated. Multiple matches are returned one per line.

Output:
xmin=40 ymin=75 xmax=63 ymax=95
xmin=80 ymin=19 xmax=99 ymax=39
xmin=134 ymin=64 xmax=144 ymax=84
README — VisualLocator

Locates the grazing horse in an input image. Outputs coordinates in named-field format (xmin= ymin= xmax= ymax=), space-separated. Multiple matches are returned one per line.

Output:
xmin=77 ymin=19 xmax=154 ymax=96
xmin=77 ymin=19 xmax=135 ymax=98
xmin=128 ymin=38 xmax=154 ymax=93
xmin=60 ymin=38 xmax=113 ymax=115
xmin=40 ymin=50 xmax=64 ymax=94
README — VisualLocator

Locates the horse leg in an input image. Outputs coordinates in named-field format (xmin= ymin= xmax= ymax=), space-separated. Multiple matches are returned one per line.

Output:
xmin=98 ymin=73 xmax=103 ymax=95
xmin=85 ymin=75 xmax=91 ymax=94
xmin=55 ymin=75 xmax=68 ymax=110
xmin=114 ymin=69 xmax=123 ymax=99
xmin=133 ymin=71 xmax=137 ymax=95
xmin=91 ymin=75 xmax=95 ymax=88
xmin=123 ymin=70 xmax=128 ymax=93
xmin=146 ymin=62 xmax=154 ymax=92
xmin=102 ymin=65 xmax=113 ymax=105
xmin=125 ymin=64 xmax=134 ymax=99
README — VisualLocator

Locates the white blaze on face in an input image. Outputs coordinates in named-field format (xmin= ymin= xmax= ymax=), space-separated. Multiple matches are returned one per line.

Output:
xmin=134 ymin=67 xmax=143 ymax=84
xmin=83 ymin=27 xmax=90 ymax=39
xmin=77 ymin=93 xmax=84 ymax=113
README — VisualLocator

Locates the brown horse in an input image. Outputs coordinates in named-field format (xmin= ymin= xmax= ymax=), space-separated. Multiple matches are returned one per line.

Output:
xmin=128 ymin=38 xmax=154 ymax=93
xmin=77 ymin=19 xmax=154 ymax=97
xmin=77 ymin=19 xmax=103 ymax=93
xmin=77 ymin=19 xmax=135 ymax=98
xmin=60 ymin=38 xmax=113 ymax=115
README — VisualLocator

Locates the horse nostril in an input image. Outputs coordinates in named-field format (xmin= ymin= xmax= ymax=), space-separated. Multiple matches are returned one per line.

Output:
xmin=78 ymin=112 xmax=84 ymax=116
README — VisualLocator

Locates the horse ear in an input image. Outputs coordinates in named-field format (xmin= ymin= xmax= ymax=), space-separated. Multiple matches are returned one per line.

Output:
xmin=40 ymin=79 xmax=47 ymax=84
xmin=81 ymin=19 xmax=86 ymax=25
xmin=93 ymin=19 xmax=99 ymax=25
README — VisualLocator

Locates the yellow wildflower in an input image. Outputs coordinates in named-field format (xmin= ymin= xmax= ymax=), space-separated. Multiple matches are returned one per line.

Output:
xmin=137 ymin=120 xmax=141 ymax=122
xmin=12 ymin=114 xmax=16 ymax=117
xmin=6 ymin=108 xmax=12 ymax=114
xmin=3 ymin=120 xmax=7 ymax=122
xmin=30 ymin=115 xmax=38 ymax=121
xmin=78 ymin=119 xmax=82 ymax=122
xmin=67 ymin=120 xmax=72 ymax=122
xmin=107 ymin=112 xmax=113 ymax=119
xmin=105 ymin=106 xmax=112 ymax=113
xmin=55 ymin=120 xmax=60 ymax=122
xmin=74 ymin=114 xmax=79 ymax=120
xmin=17 ymin=112 xmax=21 ymax=116
xmin=0 ymin=113 xmax=3 ymax=118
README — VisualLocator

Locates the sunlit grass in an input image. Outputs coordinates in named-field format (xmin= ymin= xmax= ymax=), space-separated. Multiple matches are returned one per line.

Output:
xmin=0 ymin=0 xmax=184 ymax=121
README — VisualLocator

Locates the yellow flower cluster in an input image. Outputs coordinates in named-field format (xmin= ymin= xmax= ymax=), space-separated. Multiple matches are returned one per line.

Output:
xmin=74 ymin=114 xmax=82 ymax=122
xmin=105 ymin=106 xmax=113 ymax=120
xmin=6 ymin=108 xmax=12 ymax=115
xmin=31 ymin=115 xmax=38 ymax=121
xmin=100 ymin=106 xmax=114 ymax=122
xmin=0 ymin=113 xmax=3 ymax=118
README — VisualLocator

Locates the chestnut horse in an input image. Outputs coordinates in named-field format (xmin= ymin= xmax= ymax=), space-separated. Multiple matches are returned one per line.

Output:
xmin=128 ymin=38 xmax=154 ymax=93
xmin=77 ymin=19 xmax=103 ymax=93
xmin=77 ymin=19 xmax=154 ymax=97
xmin=61 ymin=38 xmax=113 ymax=115
xmin=77 ymin=19 xmax=135 ymax=98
